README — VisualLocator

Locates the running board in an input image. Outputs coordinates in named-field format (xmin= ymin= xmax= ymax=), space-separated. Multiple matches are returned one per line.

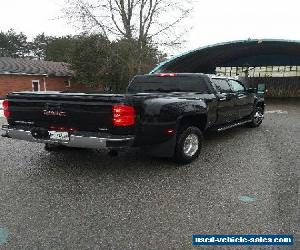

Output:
xmin=217 ymin=120 xmax=252 ymax=132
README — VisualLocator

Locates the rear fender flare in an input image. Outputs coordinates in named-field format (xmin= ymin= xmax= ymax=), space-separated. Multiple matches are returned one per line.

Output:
xmin=176 ymin=113 xmax=208 ymax=132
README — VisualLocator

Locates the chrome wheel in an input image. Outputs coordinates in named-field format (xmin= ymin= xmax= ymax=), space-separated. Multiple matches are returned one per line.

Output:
xmin=253 ymin=110 xmax=264 ymax=125
xmin=183 ymin=134 xmax=199 ymax=157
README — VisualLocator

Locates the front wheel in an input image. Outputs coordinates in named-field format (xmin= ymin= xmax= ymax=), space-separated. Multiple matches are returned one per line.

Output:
xmin=174 ymin=126 xmax=203 ymax=164
xmin=248 ymin=107 xmax=264 ymax=127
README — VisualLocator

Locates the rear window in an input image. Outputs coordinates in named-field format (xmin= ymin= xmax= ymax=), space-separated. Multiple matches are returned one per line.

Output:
xmin=127 ymin=75 xmax=209 ymax=93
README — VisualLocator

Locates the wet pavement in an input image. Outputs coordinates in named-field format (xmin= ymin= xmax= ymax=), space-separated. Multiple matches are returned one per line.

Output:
xmin=0 ymin=100 xmax=299 ymax=249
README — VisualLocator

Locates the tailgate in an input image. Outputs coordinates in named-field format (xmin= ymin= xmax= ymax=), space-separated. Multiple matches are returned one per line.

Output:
xmin=6 ymin=92 xmax=127 ymax=132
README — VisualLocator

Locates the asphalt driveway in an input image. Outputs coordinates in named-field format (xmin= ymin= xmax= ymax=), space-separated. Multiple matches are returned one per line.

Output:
xmin=0 ymin=100 xmax=299 ymax=249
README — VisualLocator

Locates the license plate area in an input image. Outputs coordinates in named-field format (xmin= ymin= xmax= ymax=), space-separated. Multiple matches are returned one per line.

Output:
xmin=49 ymin=131 xmax=70 ymax=141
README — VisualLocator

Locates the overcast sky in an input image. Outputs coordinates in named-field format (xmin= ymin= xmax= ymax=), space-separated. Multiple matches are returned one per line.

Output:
xmin=1 ymin=0 xmax=300 ymax=54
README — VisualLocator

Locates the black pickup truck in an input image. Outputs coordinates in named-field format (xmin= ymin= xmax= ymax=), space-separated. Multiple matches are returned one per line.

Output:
xmin=2 ymin=73 xmax=265 ymax=163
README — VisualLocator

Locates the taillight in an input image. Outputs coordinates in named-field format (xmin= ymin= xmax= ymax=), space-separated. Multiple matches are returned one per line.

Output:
xmin=112 ymin=105 xmax=135 ymax=126
xmin=2 ymin=99 xmax=10 ymax=118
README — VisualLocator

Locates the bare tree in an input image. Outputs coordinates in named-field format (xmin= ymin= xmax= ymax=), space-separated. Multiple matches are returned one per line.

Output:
xmin=63 ymin=0 xmax=193 ymax=71
xmin=64 ymin=0 xmax=192 ymax=42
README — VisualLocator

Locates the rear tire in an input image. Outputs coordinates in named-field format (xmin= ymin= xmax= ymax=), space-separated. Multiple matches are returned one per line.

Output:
xmin=174 ymin=126 xmax=203 ymax=164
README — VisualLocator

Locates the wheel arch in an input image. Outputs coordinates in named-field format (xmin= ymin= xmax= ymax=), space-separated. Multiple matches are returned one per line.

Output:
xmin=177 ymin=113 xmax=208 ymax=132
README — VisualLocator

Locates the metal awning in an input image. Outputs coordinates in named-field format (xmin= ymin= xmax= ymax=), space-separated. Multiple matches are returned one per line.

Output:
xmin=150 ymin=39 xmax=300 ymax=74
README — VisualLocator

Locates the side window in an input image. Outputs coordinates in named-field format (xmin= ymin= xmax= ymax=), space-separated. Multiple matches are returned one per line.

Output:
xmin=229 ymin=80 xmax=246 ymax=92
xmin=211 ymin=79 xmax=231 ymax=93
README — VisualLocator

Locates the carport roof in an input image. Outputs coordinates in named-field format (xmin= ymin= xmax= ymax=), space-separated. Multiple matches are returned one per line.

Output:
xmin=0 ymin=57 xmax=74 ymax=77
xmin=151 ymin=39 xmax=300 ymax=74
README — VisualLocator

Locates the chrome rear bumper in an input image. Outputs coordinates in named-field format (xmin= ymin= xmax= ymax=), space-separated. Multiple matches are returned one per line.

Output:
xmin=2 ymin=125 xmax=135 ymax=149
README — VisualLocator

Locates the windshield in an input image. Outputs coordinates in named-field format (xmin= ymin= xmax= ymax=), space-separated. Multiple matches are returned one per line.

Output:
xmin=127 ymin=75 xmax=209 ymax=93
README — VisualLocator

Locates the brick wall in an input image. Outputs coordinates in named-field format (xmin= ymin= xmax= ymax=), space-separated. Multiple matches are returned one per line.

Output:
xmin=0 ymin=74 xmax=95 ymax=99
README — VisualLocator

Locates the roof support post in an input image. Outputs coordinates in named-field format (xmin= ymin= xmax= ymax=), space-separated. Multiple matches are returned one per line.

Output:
xmin=43 ymin=76 xmax=47 ymax=91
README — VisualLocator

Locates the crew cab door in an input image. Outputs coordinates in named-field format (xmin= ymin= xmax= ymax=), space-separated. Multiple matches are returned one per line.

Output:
xmin=228 ymin=79 xmax=254 ymax=119
xmin=211 ymin=78 xmax=237 ymax=125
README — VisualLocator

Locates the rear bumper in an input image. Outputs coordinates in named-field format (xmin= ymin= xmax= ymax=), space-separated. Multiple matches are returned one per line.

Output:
xmin=1 ymin=125 xmax=135 ymax=149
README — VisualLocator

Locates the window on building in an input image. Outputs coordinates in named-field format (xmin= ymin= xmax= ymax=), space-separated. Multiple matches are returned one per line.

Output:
xmin=64 ymin=79 xmax=71 ymax=88
xmin=32 ymin=80 xmax=40 ymax=92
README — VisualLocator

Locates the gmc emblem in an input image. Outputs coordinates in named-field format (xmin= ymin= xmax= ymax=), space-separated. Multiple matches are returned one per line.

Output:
xmin=43 ymin=103 xmax=66 ymax=117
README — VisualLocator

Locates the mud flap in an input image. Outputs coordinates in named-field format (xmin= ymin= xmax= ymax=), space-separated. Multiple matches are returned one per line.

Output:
xmin=142 ymin=135 xmax=176 ymax=158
